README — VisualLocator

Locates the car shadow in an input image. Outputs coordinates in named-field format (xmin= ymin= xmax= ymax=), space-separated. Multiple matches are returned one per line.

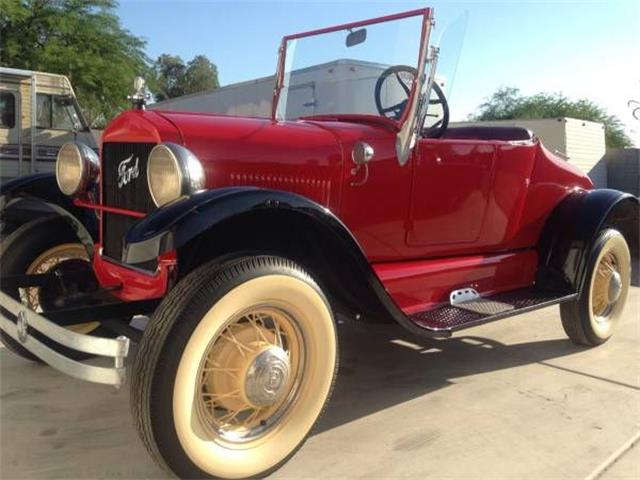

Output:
xmin=314 ymin=319 xmax=585 ymax=435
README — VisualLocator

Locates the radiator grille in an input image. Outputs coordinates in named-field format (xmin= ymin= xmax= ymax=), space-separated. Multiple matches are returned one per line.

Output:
xmin=102 ymin=142 xmax=156 ymax=212
xmin=101 ymin=142 xmax=156 ymax=260
xmin=102 ymin=213 xmax=138 ymax=261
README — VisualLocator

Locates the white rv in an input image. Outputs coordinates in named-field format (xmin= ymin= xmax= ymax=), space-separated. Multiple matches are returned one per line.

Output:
xmin=0 ymin=67 xmax=98 ymax=182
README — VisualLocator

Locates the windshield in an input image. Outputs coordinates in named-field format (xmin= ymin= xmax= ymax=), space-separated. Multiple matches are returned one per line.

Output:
xmin=274 ymin=10 xmax=429 ymax=123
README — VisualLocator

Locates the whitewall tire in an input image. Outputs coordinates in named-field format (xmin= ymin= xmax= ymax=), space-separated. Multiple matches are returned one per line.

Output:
xmin=560 ymin=229 xmax=631 ymax=346
xmin=131 ymin=256 xmax=338 ymax=479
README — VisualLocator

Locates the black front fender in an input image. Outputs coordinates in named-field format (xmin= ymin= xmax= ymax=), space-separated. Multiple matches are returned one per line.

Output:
xmin=123 ymin=187 xmax=441 ymax=337
xmin=123 ymin=187 xmax=343 ymax=263
xmin=538 ymin=188 xmax=639 ymax=293
xmin=0 ymin=173 xmax=97 ymax=254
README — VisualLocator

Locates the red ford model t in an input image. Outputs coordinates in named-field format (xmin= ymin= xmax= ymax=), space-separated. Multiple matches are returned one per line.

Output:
xmin=0 ymin=8 xmax=637 ymax=479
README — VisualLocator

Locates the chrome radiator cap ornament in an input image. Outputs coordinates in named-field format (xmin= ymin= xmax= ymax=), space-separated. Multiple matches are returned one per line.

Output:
xmin=128 ymin=76 xmax=150 ymax=110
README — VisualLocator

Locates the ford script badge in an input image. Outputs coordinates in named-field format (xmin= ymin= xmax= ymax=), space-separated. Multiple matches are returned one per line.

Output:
xmin=118 ymin=154 xmax=140 ymax=188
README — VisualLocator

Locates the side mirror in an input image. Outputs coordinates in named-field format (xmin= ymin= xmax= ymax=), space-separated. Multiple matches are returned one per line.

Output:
xmin=352 ymin=141 xmax=374 ymax=165
xmin=350 ymin=142 xmax=374 ymax=187
xmin=346 ymin=28 xmax=367 ymax=47
xmin=59 ymin=95 xmax=74 ymax=106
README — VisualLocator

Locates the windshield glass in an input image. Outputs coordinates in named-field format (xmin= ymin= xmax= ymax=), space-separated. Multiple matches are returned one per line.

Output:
xmin=275 ymin=11 xmax=427 ymax=122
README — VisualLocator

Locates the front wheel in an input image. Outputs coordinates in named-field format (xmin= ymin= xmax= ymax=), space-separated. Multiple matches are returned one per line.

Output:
xmin=560 ymin=229 xmax=631 ymax=346
xmin=0 ymin=217 xmax=104 ymax=361
xmin=131 ymin=256 xmax=338 ymax=479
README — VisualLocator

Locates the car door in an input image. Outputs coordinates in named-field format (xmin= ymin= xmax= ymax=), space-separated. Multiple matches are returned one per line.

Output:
xmin=407 ymin=138 xmax=496 ymax=248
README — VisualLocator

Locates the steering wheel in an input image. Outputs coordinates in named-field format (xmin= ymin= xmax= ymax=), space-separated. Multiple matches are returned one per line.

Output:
xmin=422 ymin=81 xmax=449 ymax=138
xmin=374 ymin=65 xmax=449 ymax=138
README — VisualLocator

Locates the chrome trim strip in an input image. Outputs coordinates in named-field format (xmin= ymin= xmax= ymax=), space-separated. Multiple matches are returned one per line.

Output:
xmin=0 ymin=291 xmax=129 ymax=386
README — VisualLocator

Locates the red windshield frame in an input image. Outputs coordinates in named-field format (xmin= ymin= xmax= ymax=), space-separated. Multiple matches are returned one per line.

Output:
xmin=271 ymin=8 xmax=433 ymax=124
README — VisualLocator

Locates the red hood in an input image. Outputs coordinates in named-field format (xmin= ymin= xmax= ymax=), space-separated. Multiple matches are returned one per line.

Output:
xmin=101 ymin=110 xmax=398 ymax=211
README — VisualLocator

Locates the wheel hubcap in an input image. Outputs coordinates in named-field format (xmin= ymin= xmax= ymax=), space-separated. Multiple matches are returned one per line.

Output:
xmin=592 ymin=251 xmax=621 ymax=319
xmin=608 ymin=270 xmax=622 ymax=304
xmin=245 ymin=346 xmax=291 ymax=407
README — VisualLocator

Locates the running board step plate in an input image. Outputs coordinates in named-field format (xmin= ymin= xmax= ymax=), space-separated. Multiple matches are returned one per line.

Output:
xmin=410 ymin=287 xmax=577 ymax=334
xmin=449 ymin=288 xmax=514 ymax=315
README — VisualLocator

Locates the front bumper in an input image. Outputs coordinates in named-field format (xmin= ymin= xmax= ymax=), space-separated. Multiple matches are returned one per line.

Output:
xmin=0 ymin=291 xmax=130 ymax=387
xmin=92 ymin=244 xmax=176 ymax=302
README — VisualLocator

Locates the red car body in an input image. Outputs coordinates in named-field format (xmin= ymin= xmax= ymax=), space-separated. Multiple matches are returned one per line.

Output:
xmin=86 ymin=107 xmax=592 ymax=316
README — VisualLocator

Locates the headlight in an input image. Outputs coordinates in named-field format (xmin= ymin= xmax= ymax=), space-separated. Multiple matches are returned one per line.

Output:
xmin=55 ymin=142 xmax=99 ymax=196
xmin=147 ymin=143 xmax=205 ymax=207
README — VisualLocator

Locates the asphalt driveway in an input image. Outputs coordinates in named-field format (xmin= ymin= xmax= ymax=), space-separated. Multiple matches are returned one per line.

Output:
xmin=1 ymin=288 xmax=639 ymax=479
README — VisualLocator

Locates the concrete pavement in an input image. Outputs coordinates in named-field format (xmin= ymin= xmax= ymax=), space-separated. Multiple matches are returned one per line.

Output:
xmin=1 ymin=288 xmax=639 ymax=479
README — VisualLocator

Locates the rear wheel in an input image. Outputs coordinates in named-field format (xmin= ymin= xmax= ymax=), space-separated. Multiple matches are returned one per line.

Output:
xmin=132 ymin=256 xmax=338 ymax=479
xmin=0 ymin=217 xmax=105 ymax=361
xmin=560 ymin=229 xmax=631 ymax=346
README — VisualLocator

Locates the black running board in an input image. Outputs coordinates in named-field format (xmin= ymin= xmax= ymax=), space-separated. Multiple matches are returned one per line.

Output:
xmin=408 ymin=287 xmax=578 ymax=336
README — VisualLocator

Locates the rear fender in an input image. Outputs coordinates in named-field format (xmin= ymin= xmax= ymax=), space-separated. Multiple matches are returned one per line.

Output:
xmin=538 ymin=188 xmax=639 ymax=294
xmin=0 ymin=173 xmax=97 ymax=255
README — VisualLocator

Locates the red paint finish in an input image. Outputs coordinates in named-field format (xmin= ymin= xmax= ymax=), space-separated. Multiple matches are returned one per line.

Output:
xmin=156 ymin=112 xmax=344 ymax=211
xmin=101 ymin=110 xmax=182 ymax=146
xmin=282 ymin=8 xmax=431 ymax=41
xmin=410 ymin=140 xmax=496 ymax=246
xmin=88 ymin=107 xmax=593 ymax=314
xmin=510 ymin=143 xmax=593 ymax=247
xmin=309 ymin=119 xmax=412 ymax=259
xmin=374 ymin=250 xmax=539 ymax=314
xmin=404 ymin=139 xmax=541 ymax=257
xmin=92 ymin=246 xmax=176 ymax=301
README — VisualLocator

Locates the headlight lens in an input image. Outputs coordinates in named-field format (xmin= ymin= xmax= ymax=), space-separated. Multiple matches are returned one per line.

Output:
xmin=147 ymin=143 xmax=204 ymax=207
xmin=56 ymin=142 xmax=99 ymax=196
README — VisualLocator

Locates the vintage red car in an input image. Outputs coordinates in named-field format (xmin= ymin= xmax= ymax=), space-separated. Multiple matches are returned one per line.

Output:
xmin=0 ymin=8 xmax=637 ymax=479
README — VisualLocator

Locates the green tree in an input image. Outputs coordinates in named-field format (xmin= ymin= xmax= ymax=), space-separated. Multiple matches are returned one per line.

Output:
xmin=472 ymin=87 xmax=632 ymax=148
xmin=184 ymin=55 xmax=219 ymax=94
xmin=153 ymin=54 xmax=219 ymax=102
xmin=153 ymin=54 xmax=186 ymax=101
xmin=0 ymin=0 xmax=150 ymax=127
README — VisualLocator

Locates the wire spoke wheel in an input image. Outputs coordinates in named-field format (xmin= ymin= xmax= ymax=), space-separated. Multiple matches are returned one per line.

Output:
xmin=20 ymin=243 xmax=99 ymax=334
xmin=561 ymin=229 xmax=631 ymax=346
xmin=196 ymin=306 xmax=304 ymax=442
xmin=133 ymin=256 xmax=338 ymax=479
xmin=591 ymin=251 xmax=622 ymax=321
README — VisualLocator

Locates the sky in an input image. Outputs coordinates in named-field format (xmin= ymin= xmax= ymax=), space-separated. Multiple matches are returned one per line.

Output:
xmin=117 ymin=0 xmax=640 ymax=145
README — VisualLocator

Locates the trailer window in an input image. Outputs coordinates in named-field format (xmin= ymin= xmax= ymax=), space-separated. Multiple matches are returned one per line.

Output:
xmin=36 ymin=93 xmax=82 ymax=130
xmin=0 ymin=92 xmax=16 ymax=128
xmin=36 ymin=94 xmax=51 ymax=128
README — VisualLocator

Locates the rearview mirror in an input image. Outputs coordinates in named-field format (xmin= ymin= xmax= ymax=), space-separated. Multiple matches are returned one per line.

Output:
xmin=345 ymin=28 xmax=367 ymax=47
xmin=58 ymin=95 xmax=73 ymax=106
